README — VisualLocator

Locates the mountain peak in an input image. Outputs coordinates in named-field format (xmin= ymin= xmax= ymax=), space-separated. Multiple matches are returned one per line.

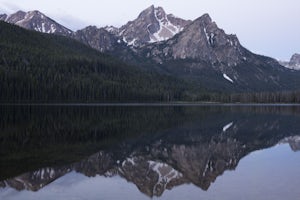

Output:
xmin=5 ymin=10 xmax=26 ymax=24
xmin=140 ymin=12 xmax=247 ymax=76
xmin=118 ymin=5 xmax=190 ymax=46
xmin=139 ymin=5 xmax=155 ymax=15
xmin=289 ymin=53 xmax=300 ymax=69
xmin=197 ymin=13 xmax=212 ymax=23
xmin=0 ymin=14 xmax=7 ymax=21
xmin=0 ymin=10 xmax=72 ymax=36
xmin=290 ymin=53 xmax=300 ymax=62
xmin=279 ymin=53 xmax=300 ymax=70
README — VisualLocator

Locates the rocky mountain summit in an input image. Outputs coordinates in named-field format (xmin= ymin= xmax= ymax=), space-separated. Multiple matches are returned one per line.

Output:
xmin=140 ymin=13 xmax=246 ymax=65
xmin=0 ymin=10 xmax=72 ymax=36
xmin=280 ymin=53 xmax=300 ymax=70
xmin=117 ymin=5 xmax=190 ymax=47
xmin=72 ymin=26 xmax=125 ymax=53
xmin=1 ymin=6 xmax=189 ymax=52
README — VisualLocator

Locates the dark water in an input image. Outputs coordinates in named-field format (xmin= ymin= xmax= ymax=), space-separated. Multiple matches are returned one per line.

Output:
xmin=0 ymin=105 xmax=300 ymax=200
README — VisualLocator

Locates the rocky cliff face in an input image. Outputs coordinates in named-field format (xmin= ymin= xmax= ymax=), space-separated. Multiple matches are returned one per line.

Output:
xmin=136 ymin=12 xmax=297 ymax=92
xmin=73 ymin=26 xmax=125 ymax=53
xmin=0 ymin=10 xmax=72 ymax=36
xmin=140 ymin=14 xmax=245 ymax=65
xmin=118 ymin=5 xmax=190 ymax=47
xmin=0 ymin=14 xmax=7 ymax=21
xmin=72 ymin=5 xmax=190 ymax=50
xmin=279 ymin=53 xmax=300 ymax=70
xmin=290 ymin=53 xmax=300 ymax=67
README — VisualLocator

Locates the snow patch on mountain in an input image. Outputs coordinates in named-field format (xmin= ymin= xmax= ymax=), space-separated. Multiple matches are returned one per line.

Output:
xmin=223 ymin=122 xmax=233 ymax=132
xmin=150 ymin=8 xmax=183 ymax=42
xmin=223 ymin=74 xmax=234 ymax=83
xmin=148 ymin=160 xmax=182 ymax=189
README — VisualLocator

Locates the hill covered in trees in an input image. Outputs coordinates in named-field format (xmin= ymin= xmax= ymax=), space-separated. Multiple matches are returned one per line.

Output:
xmin=0 ymin=21 xmax=299 ymax=103
xmin=0 ymin=21 xmax=199 ymax=102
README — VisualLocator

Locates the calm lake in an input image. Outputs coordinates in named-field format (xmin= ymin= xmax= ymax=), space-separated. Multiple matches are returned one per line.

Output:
xmin=0 ymin=104 xmax=300 ymax=200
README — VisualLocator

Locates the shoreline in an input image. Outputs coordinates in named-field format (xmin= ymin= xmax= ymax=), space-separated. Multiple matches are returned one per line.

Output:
xmin=1 ymin=102 xmax=300 ymax=107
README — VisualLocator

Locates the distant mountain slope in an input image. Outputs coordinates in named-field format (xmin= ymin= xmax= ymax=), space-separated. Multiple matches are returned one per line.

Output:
xmin=72 ymin=26 xmax=126 ymax=53
xmin=72 ymin=6 xmax=191 ymax=52
xmin=0 ymin=21 xmax=190 ymax=102
xmin=279 ymin=53 xmax=300 ymax=70
xmin=0 ymin=10 xmax=72 ymax=36
xmin=117 ymin=5 xmax=191 ymax=47
xmin=135 ymin=14 xmax=300 ymax=92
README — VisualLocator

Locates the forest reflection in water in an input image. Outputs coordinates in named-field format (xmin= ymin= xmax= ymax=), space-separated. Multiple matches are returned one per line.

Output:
xmin=0 ymin=104 xmax=300 ymax=199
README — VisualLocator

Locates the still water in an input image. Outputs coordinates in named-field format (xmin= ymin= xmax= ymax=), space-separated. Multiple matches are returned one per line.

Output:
xmin=0 ymin=105 xmax=299 ymax=200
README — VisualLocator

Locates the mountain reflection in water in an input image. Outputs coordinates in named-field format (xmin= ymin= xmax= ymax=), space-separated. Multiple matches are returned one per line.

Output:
xmin=0 ymin=105 xmax=300 ymax=199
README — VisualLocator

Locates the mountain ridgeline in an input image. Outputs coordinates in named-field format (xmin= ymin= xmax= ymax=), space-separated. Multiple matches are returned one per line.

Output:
xmin=1 ymin=6 xmax=300 ymax=102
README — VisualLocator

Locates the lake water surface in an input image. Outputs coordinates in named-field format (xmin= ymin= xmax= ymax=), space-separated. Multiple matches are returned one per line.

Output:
xmin=0 ymin=105 xmax=299 ymax=199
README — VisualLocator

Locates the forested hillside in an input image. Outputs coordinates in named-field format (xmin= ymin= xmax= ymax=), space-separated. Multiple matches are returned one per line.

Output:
xmin=0 ymin=21 xmax=195 ymax=102
xmin=0 ymin=21 xmax=299 ymax=103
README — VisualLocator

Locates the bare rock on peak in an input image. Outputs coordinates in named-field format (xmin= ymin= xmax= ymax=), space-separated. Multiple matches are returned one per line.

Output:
xmin=0 ymin=10 xmax=72 ymax=36
xmin=118 ymin=5 xmax=191 ymax=47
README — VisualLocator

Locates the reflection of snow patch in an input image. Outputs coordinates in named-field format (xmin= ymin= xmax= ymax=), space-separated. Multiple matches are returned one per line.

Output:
xmin=122 ymin=157 xmax=136 ymax=166
xmin=148 ymin=160 xmax=182 ymax=192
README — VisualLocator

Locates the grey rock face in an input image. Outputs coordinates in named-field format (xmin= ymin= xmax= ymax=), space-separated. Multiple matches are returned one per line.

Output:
xmin=118 ymin=5 xmax=190 ymax=47
xmin=290 ymin=53 xmax=300 ymax=64
xmin=280 ymin=53 xmax=300 ymax=70
xmin=290 ymin=53 xmax=300 ymax=69
xmin=104 ymin=25 xmax=119 ymax=35
xmin=71 ymin=5 xmax=190 ymax=54
xmin=5 ymin=11 xmax=26 ymax=24
xmin=73 ymin=26 xmax=124 ymax=53
xmin=141 ymin=13 xmax=246 ymax=66
xmin=0 ymin=14 xmax=7 ymax=21
xmin=1 ymin=10 xmax=72 ymax=36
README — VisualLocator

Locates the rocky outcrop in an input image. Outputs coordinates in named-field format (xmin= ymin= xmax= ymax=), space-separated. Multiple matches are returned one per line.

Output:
xmin=279 ymin=53 xmax=300 ymax=70
xmin=290 ymin=54 xmax=300 ymax=67
xmin=0 ymin=14 xmax=7 ymax=21
xmin=281 ymin=136 xmax=300 ymax=151
xmin=73 ymin=26 xmax=125 ymax=53
xmin=140 ymin=13 xmax=246 ymax=65
xmin=0 ymin=10 xmax=72 ymax=36
xmin=118 ymin=5 xmax=190 ymax=47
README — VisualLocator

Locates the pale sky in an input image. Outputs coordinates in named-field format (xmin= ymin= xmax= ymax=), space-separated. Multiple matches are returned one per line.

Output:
xmin=0 ymin=0 xmax=299 ymax=61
